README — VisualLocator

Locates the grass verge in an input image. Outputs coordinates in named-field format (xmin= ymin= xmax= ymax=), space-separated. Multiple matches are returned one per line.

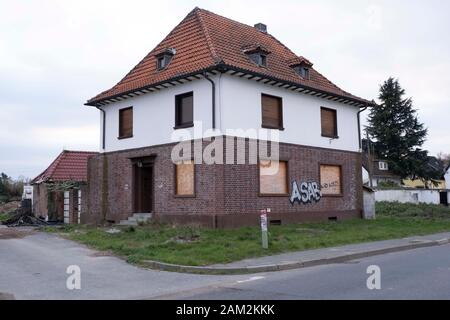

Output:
xmin=43 ymin=202 xmax=450 ymax=266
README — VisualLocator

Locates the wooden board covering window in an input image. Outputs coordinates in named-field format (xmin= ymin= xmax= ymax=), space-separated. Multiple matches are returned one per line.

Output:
xmin=176 ymin=161 xmax=194 ymax=196
xmin=259 ymin=160 xmax=288 ymax=195
xmin=320 ymin=165 xmax=342 ymax=195
xmin=321 ymin=107 xmax=337 ymax=137
xmin=175 ymin=92 xmax=193 ymax=127
xmin=119 ymin=107 xmax=133 ymax=138
xmin=262 ymin=94 xmax=283 ymax=129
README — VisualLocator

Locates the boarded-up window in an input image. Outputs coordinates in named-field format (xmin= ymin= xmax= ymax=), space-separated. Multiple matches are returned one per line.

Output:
xmin=175 ymin=92 xmax=193 ymax=128
xmin=119 ymin=107 xmax=133 ymax=138
xmin=262 ymin=94 xmax=283 ymax=129
xmin=321 ymin=107 xmax=337 ymax=138
xmin=259 ymin=160 xmax=288 ymax=195
xmin=320 ymin=164 xmax=342 ymax=195
xmin=175 ymin=161 xmax=194 ymax=196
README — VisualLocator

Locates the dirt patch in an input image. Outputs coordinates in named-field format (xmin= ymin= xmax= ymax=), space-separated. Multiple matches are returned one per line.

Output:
xmin=0 ymin=201 xmax=20 ymax=214
xmin=0 ymin=226 xmax=36 ymax=240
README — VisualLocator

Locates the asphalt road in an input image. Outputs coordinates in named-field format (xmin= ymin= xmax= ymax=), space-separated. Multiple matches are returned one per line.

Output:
xmin=1 ymin=228 xmax=450 ymax=300
xmin=160 ymin=244 xmax=450 ymax=300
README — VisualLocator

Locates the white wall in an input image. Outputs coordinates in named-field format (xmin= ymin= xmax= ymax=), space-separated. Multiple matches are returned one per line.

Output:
xmin=101 ymin=78 xmax=214 ymax=152
xmin=363 ymin=189 xmax=376 ymax=219
xmin=375 ymin=189 xmax=440 ymax=204
xmin=99 ymin=74 xmax=361 ymax=153
xmin=445 ymin=169 xmax=450 ymax=189
xmin=219 ymin=75 xmax=360 ymax=152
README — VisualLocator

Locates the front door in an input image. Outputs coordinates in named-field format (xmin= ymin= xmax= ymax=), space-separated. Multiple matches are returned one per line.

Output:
xmin=133 ymin=164 xmax=153 ymax=213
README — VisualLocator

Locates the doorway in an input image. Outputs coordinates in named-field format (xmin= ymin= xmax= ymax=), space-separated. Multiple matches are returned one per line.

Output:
xmin=440 ymin=192 xmax=448 ymax=206
xmin=133 ymin=164 xmax=153 ymax=213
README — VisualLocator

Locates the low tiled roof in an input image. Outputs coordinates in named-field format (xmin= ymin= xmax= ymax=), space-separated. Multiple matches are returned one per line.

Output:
xmin=31 ymin=150 xmax=98 ymax=184
xmin=87 ymin=7 xmax=370 ymax=106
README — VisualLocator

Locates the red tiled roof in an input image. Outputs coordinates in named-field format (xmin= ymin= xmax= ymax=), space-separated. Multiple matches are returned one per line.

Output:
xmin=31 ymin=150 xmax=98 ymax=184
xmin=87 ymin=7 xmax=370 ymax=105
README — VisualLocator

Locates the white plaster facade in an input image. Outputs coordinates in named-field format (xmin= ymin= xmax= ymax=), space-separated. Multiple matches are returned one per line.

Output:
xmin=375 ymin=189 xmax=441 ymax=205
xmin=99 ymin=74 xmax=361 ymax=153
xmin=445 ymin=167 xmax=450 ymax=189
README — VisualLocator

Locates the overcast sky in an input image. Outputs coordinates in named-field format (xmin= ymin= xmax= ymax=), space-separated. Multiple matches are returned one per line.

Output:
xmin=1 ymin=0 xmax=449 ymax=179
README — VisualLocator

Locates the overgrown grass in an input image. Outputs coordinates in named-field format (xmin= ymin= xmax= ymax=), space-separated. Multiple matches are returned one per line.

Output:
xmin=0 ymin=213 xmax=11 ymax=222
xmin=376 ymin=201 xmax=450 ymax=219
xmin=44 ymin=204 xmax=450 ymax=266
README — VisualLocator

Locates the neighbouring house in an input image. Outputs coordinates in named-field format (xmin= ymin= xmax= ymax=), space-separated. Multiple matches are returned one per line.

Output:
xmin=84 ymin=7 xmax=374 ymax=227
xmin=362 ymin=156 xmax=402 ymax=187
xmin=444 ymin=164 xmax=450 ymax=189
xmin=31 ymin=150 xmax=98 ymax=223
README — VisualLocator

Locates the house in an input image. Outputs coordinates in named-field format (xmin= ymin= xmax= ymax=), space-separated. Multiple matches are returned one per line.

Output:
xmin=84 ymin=7 xmax=374 ymax=227
xmin=443 ymin=164 xmax=450 ymax=189
xmin=31 ymin=150 xmax=97 ymax=223
xmin=362 ymin=156 xmax=402 ymax=187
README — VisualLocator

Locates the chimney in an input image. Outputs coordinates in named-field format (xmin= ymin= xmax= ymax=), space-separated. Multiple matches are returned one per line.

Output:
xmin=254 ymin=23 xmax=267 ymax=33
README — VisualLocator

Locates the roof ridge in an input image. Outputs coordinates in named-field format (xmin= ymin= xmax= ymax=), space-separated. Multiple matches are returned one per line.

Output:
xmin=194 ymin=8 xmax=221 ymax=64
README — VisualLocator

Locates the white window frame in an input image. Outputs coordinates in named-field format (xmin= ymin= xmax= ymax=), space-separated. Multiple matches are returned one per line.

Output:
xmin=378 ymin=161 xmax=389 ymax=171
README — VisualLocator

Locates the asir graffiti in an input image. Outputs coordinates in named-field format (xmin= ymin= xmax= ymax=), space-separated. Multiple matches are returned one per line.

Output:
xmin=289 ymin=181 xmax=321 ymax=205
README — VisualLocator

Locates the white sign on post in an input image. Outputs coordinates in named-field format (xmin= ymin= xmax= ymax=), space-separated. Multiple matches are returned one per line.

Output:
xmin=260 ymin=209 xmax=268 ymax=249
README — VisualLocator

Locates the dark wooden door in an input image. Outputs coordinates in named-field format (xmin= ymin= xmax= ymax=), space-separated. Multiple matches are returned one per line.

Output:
xmin=134 ymin=165 xmax=153 ymax=213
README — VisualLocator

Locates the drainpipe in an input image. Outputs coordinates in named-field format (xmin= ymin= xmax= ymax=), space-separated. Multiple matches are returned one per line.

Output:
xmin=203 ymin=72 xmax=216 ymax=130
xmin=95 ymin=106 xmax=106 ymax=150
xmin=357 ymin=103 xmax=369 ymax=151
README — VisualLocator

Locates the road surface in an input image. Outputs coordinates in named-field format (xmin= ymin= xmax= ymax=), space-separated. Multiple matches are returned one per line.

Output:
xmin=1 ymin=228 xmax=449 ymax=299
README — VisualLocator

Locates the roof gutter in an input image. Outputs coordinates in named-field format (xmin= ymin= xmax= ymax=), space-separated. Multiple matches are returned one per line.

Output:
xmin=357 ymin=102 xmax=371 ymax=151
xmin=85 ymin=64 xmax=370 ymax=108
xmin=203 ymin=72 xmax=216 ymax=130
xmin=95 ymin=106 xmax=106 ymax=150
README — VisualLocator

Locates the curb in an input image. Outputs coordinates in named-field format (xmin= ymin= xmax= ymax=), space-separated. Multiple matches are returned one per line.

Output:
xmin=142 ymin=238 xmax=450 ymax=275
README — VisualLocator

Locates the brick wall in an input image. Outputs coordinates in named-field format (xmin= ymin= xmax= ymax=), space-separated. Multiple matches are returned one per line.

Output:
xmin=85 ymin=137 xmax=362 ymax=227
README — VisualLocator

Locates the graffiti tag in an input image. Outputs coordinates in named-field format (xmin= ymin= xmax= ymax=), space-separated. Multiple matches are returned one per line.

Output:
xmin=289 ymin=181 xmax=321 ymax=205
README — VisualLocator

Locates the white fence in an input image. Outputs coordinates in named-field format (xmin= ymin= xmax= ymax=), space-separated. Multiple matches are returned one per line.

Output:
xmin=375 ymin=189 xmax=449 ymax=205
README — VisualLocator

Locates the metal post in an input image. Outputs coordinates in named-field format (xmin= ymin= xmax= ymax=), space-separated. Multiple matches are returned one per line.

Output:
xmin=260 ymin=209 xmax=268 ymax=249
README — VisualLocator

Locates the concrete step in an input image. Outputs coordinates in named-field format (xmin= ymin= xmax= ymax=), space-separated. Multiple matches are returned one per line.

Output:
xmin=119 ymin=220 xmax=138 ymax=226
xmin=132 ymin=213 xmax=152 ymax=219
xmin=118 ymin=213 xmax=153 ymax=226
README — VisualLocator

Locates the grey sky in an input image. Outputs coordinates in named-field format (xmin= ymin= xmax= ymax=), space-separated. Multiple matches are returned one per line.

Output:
xmin=1 ymin=0 xmax=449 ymax=179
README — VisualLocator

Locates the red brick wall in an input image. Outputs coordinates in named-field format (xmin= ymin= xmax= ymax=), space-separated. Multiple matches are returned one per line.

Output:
xmin=85 ymin=137 xmax=362 ymax=227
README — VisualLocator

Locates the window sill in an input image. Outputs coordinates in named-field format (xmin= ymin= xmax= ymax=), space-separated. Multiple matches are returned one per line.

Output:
xmin=174 ymin=194 xmax=196 ymax=198
xmin=174 ymin=123 xmax=194 ymax=130
xmin=262 ymin=125 xmax=285 ymax=131
xmin=321 ymin=134 xmax=339 ymax=139
xmin=258 ymin=193 xmax=289 ymax=197
xmin=118 ymin=135 xmax=133 ymax=140
xmin=321 ymin=194 xmax=344 ymax=198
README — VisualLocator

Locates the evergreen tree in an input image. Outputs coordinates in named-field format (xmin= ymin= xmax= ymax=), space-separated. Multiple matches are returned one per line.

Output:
xmin=366 ymin=78 xmax=429 ymax=179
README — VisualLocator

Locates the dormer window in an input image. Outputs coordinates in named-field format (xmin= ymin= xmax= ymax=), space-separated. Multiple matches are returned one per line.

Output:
xmin=250 ymin=53 xmax=267 ymax=67
xmin=299 ymin=66 xmax=310 ymax=79
xmin=289 ymin=56 xmax=313 ymax=80
xmin=243 ymin=44 xmax=270 ymax=68
xmin=292 ymin=64 xmax=310 ymax=79
xmin=155 ymin=48 xmax=176 ymax=71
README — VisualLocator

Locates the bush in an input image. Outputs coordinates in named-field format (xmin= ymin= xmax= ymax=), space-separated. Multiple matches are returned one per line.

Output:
xmin=376 ymin=201 xmax=450 ymax=219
